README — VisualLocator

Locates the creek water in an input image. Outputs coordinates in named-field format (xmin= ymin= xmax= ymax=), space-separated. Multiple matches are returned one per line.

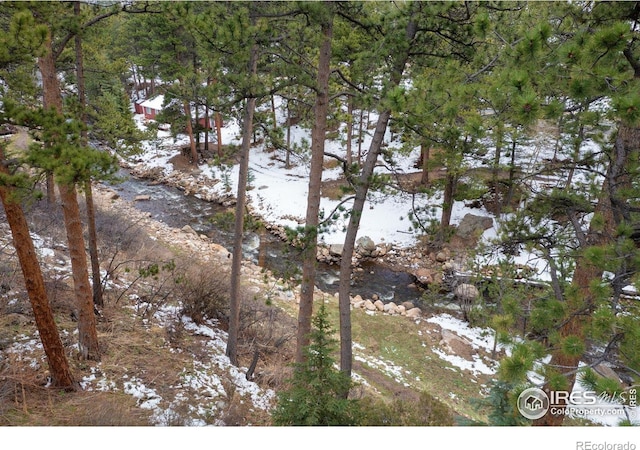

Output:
xmin=107 ymin=170 xmax=425 ymax=305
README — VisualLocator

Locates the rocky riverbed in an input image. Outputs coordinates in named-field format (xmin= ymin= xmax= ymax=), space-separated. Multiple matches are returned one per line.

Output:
xmin=91 ymin=182 xmax=431 ymax=318
xmin=122 ymin=155 xmax=495 ymax=296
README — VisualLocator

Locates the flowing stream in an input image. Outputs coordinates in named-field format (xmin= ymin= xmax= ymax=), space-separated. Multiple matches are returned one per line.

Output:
xmin=107 ymin=170 xmax=425 ymax=305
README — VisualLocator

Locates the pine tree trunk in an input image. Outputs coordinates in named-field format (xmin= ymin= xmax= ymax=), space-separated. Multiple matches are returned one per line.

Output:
xmin=338 ymin=109 xmax=392 ymax=379
xmin=183 ymin=100 xmax=198 ymax=164
xmin=271 ymin=94 xmax=277 ymax=133
xmin=337 ymin=16 xmax=417 ymax=384
xmin=195 ymin=102 xmax=200 ymax=150
xmin=204 ymin=77 xmax=210 ymax=154
xmin=346 ymin=97 xmax=353 ymax=168
xmin=74 ymin=3 xmax=103 ymax=308
xmin=204 ymin=106 xmax=209 ymax=153
xmin=296 ymin=11 xmax=333 ymax=365
xmin=286 ymin=102 xmax=292 ymax=169
xmin=492 ymin=124 xmax=503 ymax=177
xmin=37 ymin=40 xmax=58 ymax=205
xmin=226 ymin=41 xmax=259 ymax=367
xmin=437 ymin=173 xmax=457 ymax=245
xmin=533 ymin=123 xmax=637 ymax=426
xmin=85 ymin=181 xmax=103 ymax=307
xmin=46 ymin=174 xmax=56 ymax=204
xmin=215 ymin=112 xmax=223 ymax=158
xmin=504 ymin=139 xmax=518 ymax=210
xmin=0 ymin=146 xmax=77 ymax=390
xmin=39 ymin=29 xmax=100 ymax=361
xmin=357 ymin=109 xmax=364 ymax=166
xmin=60 ymin=183 xmax=101 ymax=361
xmin=420 ymin=141 xmax=430 ymax=184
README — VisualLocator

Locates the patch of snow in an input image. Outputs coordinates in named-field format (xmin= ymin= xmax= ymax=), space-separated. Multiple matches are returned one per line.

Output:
xmin=426 ymin=313 xmax=503 ymax=354
xmin=431 ymin=347 xmax=497 ymax=376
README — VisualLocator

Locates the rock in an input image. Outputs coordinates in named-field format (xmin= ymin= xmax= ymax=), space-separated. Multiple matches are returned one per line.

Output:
xmin=352 ymin=294 xmax=363 ymax=304
xmin=134 ymin=194 xmax=151 ymax=201
xmin=440 ymin=329 xmax=477 ymax=361
xmin=371 ymin=293 xmax=379 ymax=301
xmin=374 ymin=300 xmax=384 ymax=311
xmin=329 ymin=244 xmax=344 ymax=257
xmin=594 ymin=363 xmax=623 ymax=385
xmin=435 ymin=251 xmax=448 ymax=263
xmin=108 ymin=192 xmax=120 ymax=200
xmin=3 ymin=313 xmax=30 ymax=326
xmin=364 ymin=299 xmax=376 ymax=311
xmin=353 ymin=300 xmax=365 ymax=309
xmin=397 ymin=305 xmax=406 ymax=315
xmin=401 ymin=301 xmax=415 ymax=311
xmin=383 ymin=302 xmax=395 ymax=311
xmin=181 ymin=225 xmax=198 ymax=236
xmin=454 ymin=284 xmax=479 ymax=303
xmin=406 ymin=307 xmax=422 ymax=318
xmin=356 ymin=236 xmax=376 ymax=255
xmin=414 ymin=268 xmax=433 ymax=285
xmin=456 ymin=213 xmax=493 ymax=240
xmin=384 ymin=302 xmax=399 ymax=315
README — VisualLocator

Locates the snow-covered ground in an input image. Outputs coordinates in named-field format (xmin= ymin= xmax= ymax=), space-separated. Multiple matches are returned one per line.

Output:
xmin=129 ymin=94 xmax=611 ymax=288
xmin=131 ymin=98 xmax=499 ymax=249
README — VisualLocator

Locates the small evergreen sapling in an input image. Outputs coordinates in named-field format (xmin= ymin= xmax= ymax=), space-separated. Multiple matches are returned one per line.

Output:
xmin=271 ymin=304 xmax=361 ymax=426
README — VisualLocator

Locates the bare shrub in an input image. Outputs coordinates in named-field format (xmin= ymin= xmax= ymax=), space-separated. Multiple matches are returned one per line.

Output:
xmin=237 ymin=295 xmax=296 ymax=385
xmin=56 ymin=392 xmax=150 ymax=426
xmin=0 ymin=352 xmax=46 ymax=425
xmin=93 ymin=209 xmax=160 ymax=302
xmin=22 ymin=198 xmax=67 ymax=249
xmin=0 ymin=253 xmax=18 ymax=299
xmin=108 ymin=255 xmax=230 ymax=327
xmin=120 ymin=259 xmax=181 ymax=321
xmin=359 ymin=391 xmax=455 ymax=426
xmin=177 ymin=263 xmax=230 ymax=325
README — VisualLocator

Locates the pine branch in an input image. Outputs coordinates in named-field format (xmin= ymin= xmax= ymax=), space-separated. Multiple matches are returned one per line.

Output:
xmin=318 ymin=195 xmax=356 ymax=228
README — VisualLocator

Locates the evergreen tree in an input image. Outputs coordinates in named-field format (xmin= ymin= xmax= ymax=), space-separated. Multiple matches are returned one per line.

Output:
xmin=0 ymin=6 xmax=77 ymax=389
xmin=271 ymin=304 xmax=360 ymax=426
xmin=336 ymin=0 xmax=486 ymax=380
xmin=296 ymin=0 xmax=334 ymax=366
xmin=26 ymin=1 xmax=122 ymax=360
xmin=489 ymin=1 xmax=640 ymax=426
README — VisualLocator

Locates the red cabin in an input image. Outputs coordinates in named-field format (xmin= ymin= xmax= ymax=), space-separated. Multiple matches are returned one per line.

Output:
xmin=138 ymin=95 xmax=164 ymax=120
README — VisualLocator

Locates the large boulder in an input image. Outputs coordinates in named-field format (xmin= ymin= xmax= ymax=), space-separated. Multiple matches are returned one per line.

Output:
xmin=383 ymin=302 xmax=399 ymax=315
xmin=356 ymin=236 xmax=376 ymax=256
xmin=329 ymin=244 xmax=344 ymax=257
xmin=440 ymin=329 xmax=477 ymax=361
xmin=456 ymin=214 xmax=493 ymax=241
xmin=181 ymin=224 xmax=198 ymax=236
xmin=401 ymin=301 xmax=415 ymax=311
xmin=363 ymin=299 xmax=377 ymax=311
xmin=413 ymin=268 xmax=434 ymax=285
xmin=454 ymin=283 xmax=479 ymax=303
